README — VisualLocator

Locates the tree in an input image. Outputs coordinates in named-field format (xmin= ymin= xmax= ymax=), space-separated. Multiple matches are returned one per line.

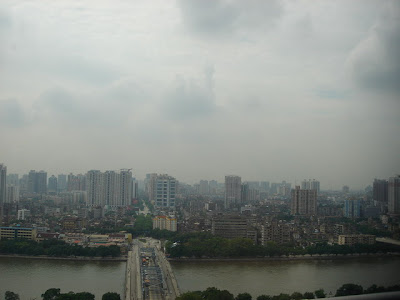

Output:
xmin=5 ymin=291 xmax=20 ymax=300
xmin=314 ymin=289 xmax=326 ymax=298
xmin=42 ymin=288 xmax=61 ymax=300
xmin=236 ymin=292 xmax=252 ymax=300
xmin=175 ymin=292 xmax=203 ymax=300
xmin=335 ymin=283 xmax=363 ymax=297
xmin=201 ymin=287 xmax=234 ymax=300
xmin=303 ymin=292 xmax=315 ymax=299
xmin=290 ymin=292 xmax=303 ymax=300
xmin=102 ymin=292 xmax=121 ymax=300
xmin=256 ymin=296 xmax=271 ymax=300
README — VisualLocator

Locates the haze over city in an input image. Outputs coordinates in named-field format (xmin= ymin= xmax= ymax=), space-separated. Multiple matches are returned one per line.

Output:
xmin=1 ymin=1 xmax=399 ymax=189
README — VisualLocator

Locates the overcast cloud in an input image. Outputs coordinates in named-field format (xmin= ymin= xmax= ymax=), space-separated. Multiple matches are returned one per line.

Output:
xmin=1 ymin=0 xmax=399 ymax=190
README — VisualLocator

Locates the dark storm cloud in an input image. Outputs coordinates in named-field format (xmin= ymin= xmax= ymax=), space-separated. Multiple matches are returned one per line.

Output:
xmin=349 ymin=2 xmax=400 ymax=93
xmin=0 ymin=99 xmax=27 ymax=128
xmin=177 ymin=0 xmax=282 ymax=37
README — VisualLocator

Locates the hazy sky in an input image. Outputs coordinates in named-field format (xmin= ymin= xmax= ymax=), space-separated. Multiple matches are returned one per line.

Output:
xmin=1 ymin=0 xmax=399 ymax=189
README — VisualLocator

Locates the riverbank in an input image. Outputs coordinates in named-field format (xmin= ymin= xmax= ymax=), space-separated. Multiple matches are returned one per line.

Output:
xmin=0 ymin=253 xmax=127 ymax=261
xmin=168 ymin=252 xmax=400 ymax=262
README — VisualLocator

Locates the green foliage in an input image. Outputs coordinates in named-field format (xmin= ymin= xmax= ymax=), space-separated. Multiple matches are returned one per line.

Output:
xmin=163 ymin=232 xmax=400 ymax=259
xmin=5 ymin=291 xmax=20 ymax=300
xmin=256 ymin=296 xmax=271 ymax=300
xmin=101 ymin=292 xmax=121 ymax=300
xmin=335 ymin=283 xmax=363 ymax=297
xmin=175 ymin=291 xmax=203 ymax=300
xmin=303 ymin=291 xmax=315 ymax=299
xmin=42 ymin=288 xmax=61 ymax=300
xmin=271 ymin=293 xmax=290 ymax=300
xmin=235 ymin=292 xmax=252 ymax=300
xmin=314 ymin=289 xmax=326 ymax=298
xmin=0 ymin=239 xmax=120 ymax=258
xmin=290 ymin=292 xmax=303 ymax=300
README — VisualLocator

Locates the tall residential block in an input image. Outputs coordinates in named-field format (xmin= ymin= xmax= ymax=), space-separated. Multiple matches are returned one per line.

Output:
xmin=154 ymin=174 xmax=177 ymax=209
xmin=86 ymin=169 xmax=133 ymax=208
xmin=0 ymin=164 xmax=6 ymax=205
xmin=388 ymin=175 xmax=400 ymax=215
xmin=57 ymin=174 xmax=67 ymax=192
xmin=344 ymin=199 xmax=361 ymax=218
xmin=48 ymin=175 xmax=58 ymax=194
xmin=291 ymin=186 xmax=317 ymax=216
xmin=225 ymin=175 xmax=242 ymax=208
xmin=373 ymin=179 xmax=388 ymax=203
xmin=86 ymin=170 xmax=104 ymax=206
xmin=28 ymin=170 xmax=47 ymax=194
xmin=301 ymin=179 xmax=320 ymax=194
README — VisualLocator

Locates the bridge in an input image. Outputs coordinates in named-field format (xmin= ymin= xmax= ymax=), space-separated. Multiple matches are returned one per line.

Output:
xmin=125 ymin=239 xmax=181 ymax=300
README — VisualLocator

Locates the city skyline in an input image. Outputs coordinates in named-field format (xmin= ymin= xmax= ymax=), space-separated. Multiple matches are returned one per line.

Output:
xmin=1 ymin=1 xmax=399 ymax=190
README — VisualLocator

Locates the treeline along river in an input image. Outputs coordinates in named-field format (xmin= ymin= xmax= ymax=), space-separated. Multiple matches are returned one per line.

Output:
xmin=1 ymin=257 xmax=400 ymax=299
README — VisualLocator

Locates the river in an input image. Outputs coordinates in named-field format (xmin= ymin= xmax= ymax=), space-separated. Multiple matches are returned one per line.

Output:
xmin=1 ymin=257 xmax=400 ymax=299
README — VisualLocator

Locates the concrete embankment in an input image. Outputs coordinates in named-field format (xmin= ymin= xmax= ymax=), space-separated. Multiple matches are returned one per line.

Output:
xmin=0 ymin=254 xmax=127 ymax=261
xmin=168 ymin=252 xmax=400 ymax=262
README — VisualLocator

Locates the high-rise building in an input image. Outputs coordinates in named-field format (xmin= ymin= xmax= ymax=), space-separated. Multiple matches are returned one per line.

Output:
xmin=145 ymin=173 xmax=157 ymax=203
xmin=344 ymin=199 xmax=361 ymax=218
xmin=388 ymin=175 xmax=400 ymax=215
xmin=0 ymin=164 xmax=7 ymax=205
xmin=291 ymin=186 xmax=317 ymax=216
xmin=301 ymin=179 xmax=320 ymax=194
xmin=7 ymin=174 xmax=19 ymax=186
xmin=28 ymin=170 xmax=47 ymax=194
xmin=225 ymin=175 xmax=242 ymax=208
xmin=260 ymin=181 xmax=270 ymax=192
xmin=373 ymin=179 xmax=388 ymax=203
xmin=86 ymin=169 xmax=133 ymax=208
xmin=67 ymin=173 xmax=86 ymax=191
xmin=119 ymin=169 xmax=133 ymax=207
xmin=57 ymin=174 xmax=67 ymax=192
xmin=199 ymin=180 xmax=209 ymax=195
xmin=154 ymin=174 xmax=177 ymax=209
xmin=7 ymin=186 xmax=19 ymax=203
xmin=86 ymin=170 xmax=104 ymax=206
xmin=48 ymin=175 xmax=58 ymax=194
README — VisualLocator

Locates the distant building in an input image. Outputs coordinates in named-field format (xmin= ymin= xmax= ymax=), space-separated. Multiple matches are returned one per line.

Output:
xmin=0 ymin=226 xmax=37 ymax=240
xmin=57 ymin=174 xmax=67 ymax=192
xmin=7 ymin=186 xmax=19 ymax=203
xmin=28 ymin=170 xmax=47 ymax=194
xmin=338 ymin=234 xmax=375 ymax=245
xmin=154 ymin=174 xmax=177 ymax=209
xmin=199 ymin=180 xmax=209 ymax=195
xmin=344 ymin=199 xmax=361 ymax=218
xmin=48 ymin=175 xmax=58 ymax=194
xmin=225 ymin=175 xmax=242 ymax=208
xmin=211 ymin=215 xmax=257 ymax=243
xmin=301 ymin=179 xmax=320 ymax=194
xmin=0 ymin=164 xmax=7 ymax=205
xmin=153 ymin=215 xmax=177 ymax=232
xmin=7 ymin=173 xmax=19 ymax=186
xmin=17 ymin=209 xmax=30 ymax=220
xmin=342 ymin=185 xmax=350 ymax=193
xmin=291 ymin=186 xmax=317 ymax=216
xmin=373 ymin=179 xmax=388 ymax=203
xmin=261 ymin=221 xmax=292 ymax=245
xmin=388 ymin=175 xmax=400 ymax=215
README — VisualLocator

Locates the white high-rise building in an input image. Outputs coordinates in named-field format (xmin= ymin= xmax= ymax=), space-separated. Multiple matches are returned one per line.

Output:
xmin=86 ymin=169 xmax=133 ymax=208
xmin=154 ymin=174 xmax=177 ymax=209
xmin=86 ymin=170 xmax=104 ymax=206
xmin=225 ymin=175 xmax=242 ymax=208
xmin=301 ymin=179 xmax=320 ymax=194
xmin=388 ymin=175 xmax=400 ymax=215
xmin=119 ymin=169 xmax=133 ymax=206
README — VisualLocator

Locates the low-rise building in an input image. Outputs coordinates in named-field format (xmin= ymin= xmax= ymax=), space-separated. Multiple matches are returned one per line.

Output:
xmin=0 ymin=226 xmax=37 ymax=240
xmin=261 ymin=221 xmax=292 ymax=245
xmin=211 ymin=215 xmax=257 ymax=244
xmin=153 ymin=215 xmax=177 ymax=232
xmin=338 ymin=234 xmax=376 ymax=245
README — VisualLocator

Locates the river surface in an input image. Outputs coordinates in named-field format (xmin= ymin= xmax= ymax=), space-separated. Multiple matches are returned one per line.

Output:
xmin=1 ymin=257 xmax=400 ymax=299
xmin=171 ymin=257 xmax=400 ymax=298
xmin=0 ymin=257 xmax=126 ymax=300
